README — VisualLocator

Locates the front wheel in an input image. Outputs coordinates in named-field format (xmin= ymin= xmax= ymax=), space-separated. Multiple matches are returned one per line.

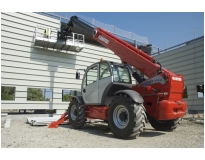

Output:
xmin=68 ymin=98 xmax=86 ymax=129
xmin=149 ymin=117 xmax=182 ymax=131
xmin=108 ymin=94 xmax=146 ymax=139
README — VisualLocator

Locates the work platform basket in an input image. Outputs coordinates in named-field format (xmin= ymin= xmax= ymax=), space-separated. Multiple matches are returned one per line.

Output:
xmin=33 ymin=26 xmax=84 ymax=52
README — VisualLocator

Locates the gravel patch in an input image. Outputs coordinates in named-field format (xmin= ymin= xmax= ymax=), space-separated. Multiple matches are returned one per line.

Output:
xmin=1 ymin=117 xmax=204 ymax=148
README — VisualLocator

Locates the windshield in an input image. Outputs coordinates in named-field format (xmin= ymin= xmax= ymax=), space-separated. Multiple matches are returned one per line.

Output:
xmin=111 ymin=65 xmax=131 ymax=83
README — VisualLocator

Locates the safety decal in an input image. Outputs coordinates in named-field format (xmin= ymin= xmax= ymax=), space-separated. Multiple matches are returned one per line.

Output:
xmin=138 ymin=75 xmax=166 ymax=88
xmin=172 ymin=77 xmax=182 ymax=81
xmin=98 ymin=35 xmax=109 ymax=44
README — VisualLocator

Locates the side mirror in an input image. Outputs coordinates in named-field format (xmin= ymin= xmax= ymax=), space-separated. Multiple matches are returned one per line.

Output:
xmin=76 ymin=71 xmax=80 ymax=79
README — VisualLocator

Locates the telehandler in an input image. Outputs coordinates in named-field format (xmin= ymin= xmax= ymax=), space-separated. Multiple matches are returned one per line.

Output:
xmin=49 ymin=16 xmax=187 ymax=139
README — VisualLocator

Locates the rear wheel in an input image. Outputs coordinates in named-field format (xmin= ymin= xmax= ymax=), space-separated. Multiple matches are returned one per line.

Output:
xmin=149 ymin=117 xmax=182 ymax=131
xmin=108 ymin=94 xmax=146 ymax=139
xmin=68 ymin=98 xmax=86 ymax=129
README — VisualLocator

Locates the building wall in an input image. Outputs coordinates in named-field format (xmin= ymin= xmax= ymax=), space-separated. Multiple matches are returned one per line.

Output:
xmin=154 ymin=38 xmax=204 ymax=113
xmin=1 ymin=12 xmax=120 ymax=111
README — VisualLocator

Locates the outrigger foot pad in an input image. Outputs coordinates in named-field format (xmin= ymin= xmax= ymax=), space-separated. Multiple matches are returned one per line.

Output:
xmin=48 ymin=111 xmax=69 ymax=128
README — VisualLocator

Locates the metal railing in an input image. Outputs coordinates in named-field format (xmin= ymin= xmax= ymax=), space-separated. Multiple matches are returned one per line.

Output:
xmin=34 ymin=25 xmax=84 ymax=46
xmin=37 ymin=12 xmax=163 ymax=55
xmin=34 ymin=25 xmax=58 ymax=39
xmin=37 ymin=12 xmax=149 ymax=45
xmin=37 ymin=12 xmax=204 ymax=56
xmin=74 ymin=14 xmax=149 ymax=45
xmin=151 ymin=36 xmax=204 ymax=56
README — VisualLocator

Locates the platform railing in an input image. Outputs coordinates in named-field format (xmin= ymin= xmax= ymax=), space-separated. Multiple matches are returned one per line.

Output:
xmin=34 ymin=26 xmax=84 ymax=47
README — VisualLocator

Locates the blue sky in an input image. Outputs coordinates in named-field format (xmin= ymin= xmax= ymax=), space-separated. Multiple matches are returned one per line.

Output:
xmin=51 ymin=12 xmax=204 ymax=50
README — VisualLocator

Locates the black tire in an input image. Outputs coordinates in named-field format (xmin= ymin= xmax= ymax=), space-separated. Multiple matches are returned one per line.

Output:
xmin=108 ymin=94 xmax=146 ymax=139
xmin=68 ymin=98 xmax=86 ymax=129
xmin=149 ymin=117 xmax=182 ymax=131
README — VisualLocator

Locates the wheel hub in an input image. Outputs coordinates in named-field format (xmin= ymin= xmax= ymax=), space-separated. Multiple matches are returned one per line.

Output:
xmin=119 ymin=111 xmax=128 ymax=122
xmin=113 ymin=105 xmax=129 ymax=129
xmin=70 ymin=105 xmax=77 ymax=120
xmin=74 ymin=110 xmax=77 ymax=116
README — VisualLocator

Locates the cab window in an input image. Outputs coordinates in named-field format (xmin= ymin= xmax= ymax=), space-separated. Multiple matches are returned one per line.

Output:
xmin=112 ymin=65 xmax=131 ymax=83
xmin=99 ymin=63 xmax=111 ymax=80
xmin=86 ymin=65 xmax=98 ymax=85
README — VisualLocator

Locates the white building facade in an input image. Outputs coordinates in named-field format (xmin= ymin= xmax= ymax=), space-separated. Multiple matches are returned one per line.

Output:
xmin=1 ymin=12 xmax=121 ymax=113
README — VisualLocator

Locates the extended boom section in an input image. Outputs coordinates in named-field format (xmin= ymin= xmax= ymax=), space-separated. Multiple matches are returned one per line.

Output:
xmin=93 ymin=28 xmax=158 ymax=78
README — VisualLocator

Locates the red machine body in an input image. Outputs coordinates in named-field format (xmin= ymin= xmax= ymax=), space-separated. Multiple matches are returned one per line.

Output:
xmin=92 ymin=28 xmax=187 ymax=120
xmin=84 ymin=105 xmax=109 ymax=120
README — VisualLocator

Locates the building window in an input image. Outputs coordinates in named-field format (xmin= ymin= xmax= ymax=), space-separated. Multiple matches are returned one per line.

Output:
xmin=62 ymin=90 xmax=81 ymax=102
xmin=62 ymin=90 xmax=71 ymax=102
xmin=183 ymin=87 xmax=188 ymax=98
xmin=27 ymin=88 xmax=53 ymax=101
xmin=196 ymin=84 xmax=204 ymax=98
xmin=1 ymin=86 xmax=15 ymax=100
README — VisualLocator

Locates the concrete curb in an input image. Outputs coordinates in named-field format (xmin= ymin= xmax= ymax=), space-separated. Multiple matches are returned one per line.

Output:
xmin=182 ymin=114 xmax=204 ymax=124
xmin=182 ymin=114 xmax=204 ymax=120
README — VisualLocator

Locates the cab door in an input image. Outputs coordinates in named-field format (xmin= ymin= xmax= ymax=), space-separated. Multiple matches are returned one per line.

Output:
xmin=81 ymin=64 xmax=99 ymax=105
xmin=98 ymin=62 xmax=112 ymax=103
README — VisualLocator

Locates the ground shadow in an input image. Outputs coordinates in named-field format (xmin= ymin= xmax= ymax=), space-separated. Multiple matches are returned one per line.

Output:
xmin=139 ymin=130 xmax=166 ymax=137
xmin=59 ymin=122 xmax=167 ymax=139
xmin=59 ymin=122 xmax=116 ymax=139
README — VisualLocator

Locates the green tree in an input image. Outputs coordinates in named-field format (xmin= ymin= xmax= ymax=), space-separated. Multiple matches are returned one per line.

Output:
xmin=63 ymin=94 xmax=71 ymax=102
xmin=1 ymin=86 xmax=15 ymax=100
xmin=27 ymin=88 xmax=44 ymax=101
